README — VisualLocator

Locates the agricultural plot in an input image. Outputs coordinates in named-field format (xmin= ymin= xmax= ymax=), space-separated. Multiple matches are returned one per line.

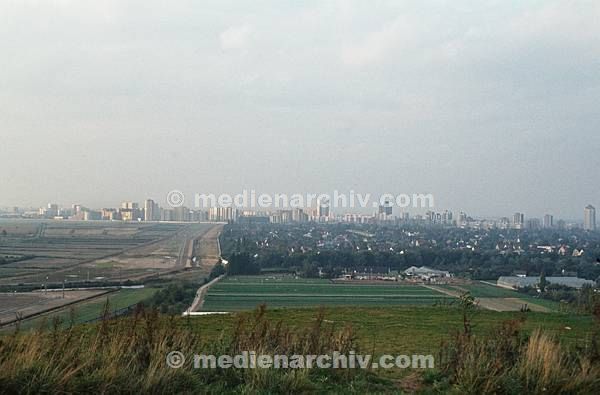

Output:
xmin=0 ymin=289 xmax=111 ymax=326
xmin=17 ymin=287 xmax=159 ymax=330
xmin=202 ymin=275 xmax=454 ymax=311
xmin=0 ymin=267 xmax=44 ymax=279
xmin=0 ymin=222 xmax=39 ymax=237
xmin=0 ymin=220 xmax=219 ymax=286
xmin=83 ymin=223 xmax=221 ymax=278
xmin=0 ymin=220 xmax=223 ymax=330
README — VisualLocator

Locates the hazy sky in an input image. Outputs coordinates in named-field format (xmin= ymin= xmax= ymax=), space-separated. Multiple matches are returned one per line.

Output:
xmin=1 ymin=0 xmax=599 ymax=218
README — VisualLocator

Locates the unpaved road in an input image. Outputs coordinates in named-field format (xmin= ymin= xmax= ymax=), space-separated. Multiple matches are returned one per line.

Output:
xmin=186 ymin=275 xmax=225 ymax=313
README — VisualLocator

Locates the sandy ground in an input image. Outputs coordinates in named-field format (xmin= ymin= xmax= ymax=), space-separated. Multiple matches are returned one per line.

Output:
xmin=43 ymin=227 xmax=141 ymax=237
xmin=91 ymin=255 xmax=177 ymax=270
xmin=191 ymin=224 xmax=223 ymax=270
xmin=82 ymin=224 xmax=222 ymax=272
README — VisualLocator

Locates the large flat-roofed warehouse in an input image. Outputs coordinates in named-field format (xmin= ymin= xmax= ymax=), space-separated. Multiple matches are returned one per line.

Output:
xmin=498 ymin=276 xmax=595 ymax=289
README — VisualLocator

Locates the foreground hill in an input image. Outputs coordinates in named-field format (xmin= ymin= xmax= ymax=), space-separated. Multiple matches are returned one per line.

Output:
xmin=1 ymin=304 xmax=599 ymax=393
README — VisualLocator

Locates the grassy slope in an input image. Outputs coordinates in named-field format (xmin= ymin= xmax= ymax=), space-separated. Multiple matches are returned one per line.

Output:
xmin=187 ymin=305 xmax=596 ymax=380
xmin=189 ymin=306 xmax=595 ymax=356
xmin=7 ymin=303 xmax=596 ymax=384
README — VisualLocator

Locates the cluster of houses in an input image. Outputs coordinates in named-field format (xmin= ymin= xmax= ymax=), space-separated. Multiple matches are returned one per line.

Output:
xmin=496 ymin=241 xmax=586 ymax=257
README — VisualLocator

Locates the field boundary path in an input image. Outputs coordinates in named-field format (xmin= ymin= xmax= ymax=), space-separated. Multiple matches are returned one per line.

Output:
xmin=186 ymin=275 xmax=225 ymax=314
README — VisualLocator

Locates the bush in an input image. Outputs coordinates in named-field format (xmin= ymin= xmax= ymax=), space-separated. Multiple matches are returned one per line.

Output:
xmin=146 ymin=283 xmax=199 ymax=315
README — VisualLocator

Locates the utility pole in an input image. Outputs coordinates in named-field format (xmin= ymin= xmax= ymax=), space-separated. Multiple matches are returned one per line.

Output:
xmin=62 ymin=279 xmax=65 ymax=299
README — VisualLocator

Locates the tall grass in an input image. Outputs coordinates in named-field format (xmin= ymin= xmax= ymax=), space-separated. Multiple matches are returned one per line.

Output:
xmin=3 ymin=302 xmax=599 ymax=394
xmin=0 ymin=305 xmax=198 ymax=393
xmin=192 ymin=305 xmax=363 ymax=393
xmin=438 ymin=317 xmax=600 ymax=394
xmin=0 ymin=304 xmax=384 ymax=394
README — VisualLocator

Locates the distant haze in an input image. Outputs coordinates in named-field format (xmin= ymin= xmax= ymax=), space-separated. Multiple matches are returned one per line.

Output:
xmin=1 ymin=1 xmax=599 ymax=218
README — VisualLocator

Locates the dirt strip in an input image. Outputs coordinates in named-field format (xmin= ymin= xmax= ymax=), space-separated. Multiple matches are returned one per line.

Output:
xmin=423 ymin=285 xmax=550 ymax=312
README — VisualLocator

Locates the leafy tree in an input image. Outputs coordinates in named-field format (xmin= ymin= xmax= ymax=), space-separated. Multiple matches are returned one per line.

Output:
xmin=209 ymin=262 xmax=226 ymax=280
xmin=226 ymin=253 xmax=260 ymax=275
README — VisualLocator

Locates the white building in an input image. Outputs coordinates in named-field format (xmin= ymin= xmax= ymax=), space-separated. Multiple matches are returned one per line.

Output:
xmin=404 ymin=266 xmax=451 ymax=280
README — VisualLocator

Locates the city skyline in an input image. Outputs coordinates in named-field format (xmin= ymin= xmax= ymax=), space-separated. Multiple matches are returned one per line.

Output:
xmin=1 ymin=1 xmax=600 ymax=218
xmin=5 ymin=197 xmax=597 ymax=227
xmin=2 ymin=2 xmax=599 ymax=392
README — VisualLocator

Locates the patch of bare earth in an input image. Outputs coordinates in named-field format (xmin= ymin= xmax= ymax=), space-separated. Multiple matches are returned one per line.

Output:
xmin=477 ymin=297 xmax=549 ymax=312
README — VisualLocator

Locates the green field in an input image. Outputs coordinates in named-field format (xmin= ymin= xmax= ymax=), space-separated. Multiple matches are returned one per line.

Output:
xmin=190 ymin=305 xmax=596 ymax=361
xmin=203 ymin=275 xmax=454 ymax=311
xmin=190 ymin=305 xmax=597 ymax=383
xmin=19 ymin=287 xmax=158 ymax=330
